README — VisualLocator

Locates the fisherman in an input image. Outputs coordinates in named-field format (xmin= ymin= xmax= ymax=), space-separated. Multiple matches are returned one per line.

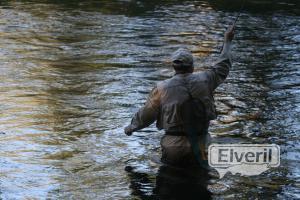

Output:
xmin=124 ymin=25 xmax=235 ymax=167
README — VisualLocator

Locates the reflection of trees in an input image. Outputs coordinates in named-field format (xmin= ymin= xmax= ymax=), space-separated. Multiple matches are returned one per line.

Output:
xmin=7 ymin=0 xmax=187 ymax=16
xmin=208 ymin=0 xmax=299 ymax=14
xmin=6 ymin=0 xmax=299 ymax=16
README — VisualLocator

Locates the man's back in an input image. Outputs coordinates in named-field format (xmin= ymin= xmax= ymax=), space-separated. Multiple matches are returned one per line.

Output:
xmin=156 ymin=72 xmax=216 ymax=133
xmin=124 ymin=25 xmax=235 ymax=166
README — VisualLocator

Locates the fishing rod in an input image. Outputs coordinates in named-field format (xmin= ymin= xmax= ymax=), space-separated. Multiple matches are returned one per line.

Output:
xmin=220 ymin=0 xmax=246 ymax=53
xmin=233 ymin=0 xmax=246 ymax=26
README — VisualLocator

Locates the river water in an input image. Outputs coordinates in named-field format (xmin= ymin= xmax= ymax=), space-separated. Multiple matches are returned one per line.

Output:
xmin=0 ymin=0 xmax=299 ymax=199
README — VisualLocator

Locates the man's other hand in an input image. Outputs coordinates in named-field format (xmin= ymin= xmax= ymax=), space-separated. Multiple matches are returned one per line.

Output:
xmin=124 ymin=125 xmax=134 ymax=136
xmin=224 ymin=25 xmax=235 ymax=42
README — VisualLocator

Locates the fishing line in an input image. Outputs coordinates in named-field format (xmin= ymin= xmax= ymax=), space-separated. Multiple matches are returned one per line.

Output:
xmin=233 ymin=0 xmax=246 ymax=26
xmin=220 ymin=0 xmax=246 ymax=53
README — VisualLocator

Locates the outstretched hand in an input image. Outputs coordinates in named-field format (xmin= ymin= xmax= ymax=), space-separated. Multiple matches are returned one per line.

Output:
xmin=124 ymin=125 xmax=134 ymax=136
xmin=224 ymin=25 xmax=235 ymax=42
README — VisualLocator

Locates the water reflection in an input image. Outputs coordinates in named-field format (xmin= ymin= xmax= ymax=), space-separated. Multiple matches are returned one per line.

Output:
xmin=126 ymin=164 xmax=211 ymax=200
xmin=0 ymin=0 xmax=299 ymax=199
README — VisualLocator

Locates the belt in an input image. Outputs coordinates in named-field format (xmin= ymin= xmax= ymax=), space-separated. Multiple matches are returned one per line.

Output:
xmin=165 ymin=131 xmax=186 ymax=136
xmin=165 ymin=131 xmax=207 ymax=136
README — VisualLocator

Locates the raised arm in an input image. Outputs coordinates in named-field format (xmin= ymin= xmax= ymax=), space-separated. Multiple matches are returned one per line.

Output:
xmin=124 ymin=86 xmax=160 ymax=136
xmin=206 ymin=25 xmax=235 ymax=90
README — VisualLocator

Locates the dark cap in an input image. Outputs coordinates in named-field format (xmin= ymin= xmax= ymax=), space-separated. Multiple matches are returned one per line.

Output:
xmin=171 ymin=48 xmax=194 ymax=67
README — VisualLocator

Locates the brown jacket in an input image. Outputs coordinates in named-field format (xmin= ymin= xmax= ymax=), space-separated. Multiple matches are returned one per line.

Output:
xmin=128 ymin=52 xmax=232 ymax=133
xmin=128 ymin=47 xmax=232 ymax=165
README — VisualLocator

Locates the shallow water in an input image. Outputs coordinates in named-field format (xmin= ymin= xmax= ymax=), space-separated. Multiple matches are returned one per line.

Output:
xmin=0 ymin=0 xmax=299 ymax=199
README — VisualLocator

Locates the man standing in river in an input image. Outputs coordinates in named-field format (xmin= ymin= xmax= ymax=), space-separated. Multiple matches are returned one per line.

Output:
xmin=124 ymin=26 xmax=235 ymax=167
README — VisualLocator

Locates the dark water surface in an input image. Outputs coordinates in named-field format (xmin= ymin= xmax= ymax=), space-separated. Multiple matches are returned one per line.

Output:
xmin=0 ymin=0 xmax=299 ymax=199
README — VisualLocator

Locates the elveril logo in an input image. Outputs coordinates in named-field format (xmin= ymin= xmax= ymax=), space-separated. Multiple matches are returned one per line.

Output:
xmin=208 ymin=144 xmax=280 ymax=178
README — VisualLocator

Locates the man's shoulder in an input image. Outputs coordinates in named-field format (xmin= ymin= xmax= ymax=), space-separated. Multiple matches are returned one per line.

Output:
xmin=157 ymin=76 xmax=181 ymax=90
xmin=189 ymin=71 xmax=210 ymax=82
xmin=157 ymin=73 xmax=208 ymax=87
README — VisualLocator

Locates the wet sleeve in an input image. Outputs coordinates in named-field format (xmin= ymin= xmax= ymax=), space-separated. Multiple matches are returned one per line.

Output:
xmin=206 ymin=43 xmax=232 ymax=90
xmin=129 ymin=86 xmax=160 ymax=132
